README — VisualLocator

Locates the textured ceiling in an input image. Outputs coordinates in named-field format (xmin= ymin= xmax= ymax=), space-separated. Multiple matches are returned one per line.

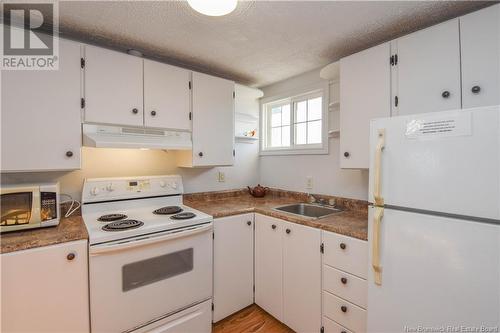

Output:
xmin=54 ymin=1 xmax=492 ymax=87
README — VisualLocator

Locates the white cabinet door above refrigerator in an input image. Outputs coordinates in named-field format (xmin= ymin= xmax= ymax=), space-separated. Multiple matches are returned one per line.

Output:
xmin=368 ymin=106 xmax=500 ymax=220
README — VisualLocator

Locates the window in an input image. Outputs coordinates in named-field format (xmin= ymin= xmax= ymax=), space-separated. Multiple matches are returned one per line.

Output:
xmin=262 ymin=90 xmax=326 ymax=154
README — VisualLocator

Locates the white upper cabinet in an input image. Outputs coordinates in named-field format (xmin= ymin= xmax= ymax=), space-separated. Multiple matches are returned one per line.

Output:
xmin=213 ymin=214 xmax=254 ymax=322
xmin=340 ymin=42 xmax=391 ymax=169
xmin=1 ymin=38 xmax=82 ymax=172
xmin=178 ymin=72 xmax=234 ymax=167
xmin=393 ymin=19 xmax=461 ymax=116
xmin=84 ymin=45 xmax=144 ymax=127
xmin=143 ymin=59 xmax=191 ymax=130
xmin=460 ymin=4 xmax=500 ymax=108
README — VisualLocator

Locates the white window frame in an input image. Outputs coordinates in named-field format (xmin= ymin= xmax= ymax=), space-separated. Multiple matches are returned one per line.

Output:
xmin=260 ymin=87 xmax=328 ymax=155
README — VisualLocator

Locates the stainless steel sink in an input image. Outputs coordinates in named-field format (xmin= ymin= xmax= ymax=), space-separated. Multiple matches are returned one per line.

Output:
xmin=273 ymin=203 xmax=342 ymax=219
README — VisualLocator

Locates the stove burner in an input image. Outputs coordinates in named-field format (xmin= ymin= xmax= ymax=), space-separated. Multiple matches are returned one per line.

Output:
xmin=171 ymin=212 xmax=196 ymax=220
xmin=97 ymin=214 xmax=128 ymax=222
xmin=153 ymin=206 xmax=183 ymax=215
xmin=102 ymin=220 xmax=144 ymax=231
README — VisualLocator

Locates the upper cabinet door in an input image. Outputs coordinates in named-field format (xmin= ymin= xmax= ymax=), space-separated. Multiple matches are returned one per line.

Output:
xmin=84 ymin=45 xmax=143 ymax=127
xmin=144 ymin=60 xmax=191 ymax=130
xmin=191 ymin=72 xmax=234 ymax=166
xmin=1 ymin=38 xmax=82 ymax=172
xmin=394 ymin=19 xmax=461 ymax=116
xmin=340 ymin=42 xmax=391 ymax=169
xmin=460 ymin=4 xmax=500 ymax=109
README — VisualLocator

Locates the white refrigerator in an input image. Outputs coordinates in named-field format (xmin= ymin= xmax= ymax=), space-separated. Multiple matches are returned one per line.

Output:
xmin=367 ymin=106 xmax=500 ymax=332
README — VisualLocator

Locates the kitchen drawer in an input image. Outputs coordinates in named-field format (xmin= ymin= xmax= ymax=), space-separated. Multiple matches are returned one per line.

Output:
xmin=323 ymin=291 xmax=366 ymax=333
xmin=323 ymin=265 xmax=367 ymax=309
xmin=322 ymin=231 xmax=368 ymax=279
xmin=323 ymin=316 xmax=353 ymax=333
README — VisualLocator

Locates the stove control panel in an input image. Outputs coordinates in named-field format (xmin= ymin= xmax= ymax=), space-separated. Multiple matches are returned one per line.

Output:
xmin=82 ymin=175 xmax=184 ymax=203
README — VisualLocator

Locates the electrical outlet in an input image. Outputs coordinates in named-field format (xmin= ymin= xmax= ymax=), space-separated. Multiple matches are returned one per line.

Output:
xmin=217 ymin=171 xmax=226 ymax=182
xmin=306 ymin=176 xmax=313 ymax=189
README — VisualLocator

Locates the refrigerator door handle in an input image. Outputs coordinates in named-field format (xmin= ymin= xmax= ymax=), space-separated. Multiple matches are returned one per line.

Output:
xmin=372 ymin=206 xmax=384 ymax=285
xmin=373 ymin=129 xmax=386 ymax=206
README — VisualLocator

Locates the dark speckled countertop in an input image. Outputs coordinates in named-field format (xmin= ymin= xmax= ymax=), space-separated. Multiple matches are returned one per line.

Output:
xmin=184 ymin=189 xmax=368 ymax=241
xmin=1 ymin=215 xmax=88 ymax=254
xmin=1 ymin=189 xmax=367 ymax=254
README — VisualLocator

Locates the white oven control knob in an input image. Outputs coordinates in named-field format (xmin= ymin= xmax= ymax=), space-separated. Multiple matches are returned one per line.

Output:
xmin=91 ymin=187 xmax=100 ymax=196
xmin=159 ymin=181 xmax=167 ymax=188
xmin=106 ymin=183 xmax=114 ymax=192
xmin=171 ymin=182 xmax=178 ymax=190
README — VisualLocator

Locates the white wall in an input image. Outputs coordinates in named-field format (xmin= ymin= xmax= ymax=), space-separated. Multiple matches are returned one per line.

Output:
xmin=259 ymin=68 xmax=369 ymax=200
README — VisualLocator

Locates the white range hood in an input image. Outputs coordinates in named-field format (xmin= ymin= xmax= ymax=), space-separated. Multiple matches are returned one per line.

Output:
xmin=82 ymin=124 xmax=192 ymax=150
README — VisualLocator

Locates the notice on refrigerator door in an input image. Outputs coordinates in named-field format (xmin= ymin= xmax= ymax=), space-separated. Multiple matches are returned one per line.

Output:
xmin=405 ymin=111 xmax=472 ymax=140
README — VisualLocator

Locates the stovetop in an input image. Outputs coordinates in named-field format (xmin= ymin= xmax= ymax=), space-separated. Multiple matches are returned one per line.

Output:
xmin=82 ymin=198 xmax=212 ymax=245
xmin=81 ymin=175 xmax=212 ymax=245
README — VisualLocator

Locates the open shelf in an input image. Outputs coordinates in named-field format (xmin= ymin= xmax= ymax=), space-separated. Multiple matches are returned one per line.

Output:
xmin=235 ymin=135 xmax=259 ymax=143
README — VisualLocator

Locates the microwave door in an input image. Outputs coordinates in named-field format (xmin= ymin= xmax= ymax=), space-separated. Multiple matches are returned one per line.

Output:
xmin=0 ymin=187 xmax=41 ymax=227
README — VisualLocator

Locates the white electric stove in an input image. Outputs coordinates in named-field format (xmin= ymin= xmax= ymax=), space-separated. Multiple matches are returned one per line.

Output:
xmin=82 ymin=175 xmax=213 ymax=333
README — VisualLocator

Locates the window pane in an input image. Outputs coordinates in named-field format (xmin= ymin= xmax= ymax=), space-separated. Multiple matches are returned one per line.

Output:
xmin=282 ymin=125 xmax=290 ymax=147
xmin=271 ymin=127 xmax=281 ymax=147
xmin=282 ymin=104 xmax=291 ymax=125
xmin=295 ymin=123 xmax=307 ymax=145
xmin=308 ymin=97 xmax=322 ymax=121
xmin=271 ymin=107 xmax=282 ymax=127
xmin=296 ymin=101 xmax=307 ymax=123
xmin=307 ymin=120 xmax=322 ymax=144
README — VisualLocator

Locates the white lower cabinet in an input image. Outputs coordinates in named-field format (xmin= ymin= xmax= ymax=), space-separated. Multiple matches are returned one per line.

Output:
xmin=322 ymin=231 xmax=368 ymax=333
xmin=255 ymin=213 xmax=284 ymax=321
xmin=283 ymin=221 xmax=322 ymax=333
xmin=1 ymin=240 xmax=89 ymax=333
xmin=255 ymin=214 xmax=321 ymax=333
xmin=213 ymin=214 xmax=254 ymax=322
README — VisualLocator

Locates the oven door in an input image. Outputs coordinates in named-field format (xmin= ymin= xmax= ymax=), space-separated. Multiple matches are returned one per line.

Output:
xmin=89 ymin=223 xmax=213 ymax=333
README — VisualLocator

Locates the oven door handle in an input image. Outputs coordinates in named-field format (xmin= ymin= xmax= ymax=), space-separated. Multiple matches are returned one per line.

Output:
xmin=90 ymin=223 xmax=212 ymax=255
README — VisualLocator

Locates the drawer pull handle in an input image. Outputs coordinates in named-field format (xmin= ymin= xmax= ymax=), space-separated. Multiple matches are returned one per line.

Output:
xmin=341 ymin=305 xmax=347 ymax=313
xmin=285 ymin=228 xmax=291 ymax=234
xmin=67 ymin=253 xmax=76 ymax=261
xmin=341 ymin=277 xmax=347 ymax=284
xmin=339 ymin=242 xmax=346 ymax=250
xmin=271 ymin=224 xmax=276 ymax=230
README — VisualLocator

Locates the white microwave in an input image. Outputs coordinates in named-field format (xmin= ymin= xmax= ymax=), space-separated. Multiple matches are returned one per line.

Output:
xmin=0 ymin=183 xmax=60 ymax=233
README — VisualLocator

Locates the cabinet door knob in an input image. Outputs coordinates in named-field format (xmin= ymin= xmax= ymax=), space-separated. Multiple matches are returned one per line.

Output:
xmin=247 ymin=221 xmax=252 ymax=226
xmin=344 ymin=152 xmax=350 ymax=158
xmin=66 ymin=151 xmax=73 ymax=158
xmin=471 ymin=86 xmax=481 ymax=94
xmin=286 ymin=228 xmax=291 ymax=234
xmin=198 ymin=152 xmax=203 ymax=157
xmin=339 ymin=242 xmax=346 ymax=250
xmin=151 ymin=110 xmax=157 ymax=116
xmin=67 ymin=253 xmax=76 ymax=261
xmin=271 ymin=224 xmax=277 ymax=230
xmin=341 ymin=277 xmax=348 ymax=284
xmin=132 ymin=108 xmax=139 ymax=114
xmin=441 ymin=91 xmax=450 ymax=98
xmin=341 ymin=305 xmax=348 ymax=313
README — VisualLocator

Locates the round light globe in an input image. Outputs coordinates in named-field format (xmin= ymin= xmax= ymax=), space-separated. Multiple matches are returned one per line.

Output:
xmin=187 ymin=0 xmax=237 ymax=16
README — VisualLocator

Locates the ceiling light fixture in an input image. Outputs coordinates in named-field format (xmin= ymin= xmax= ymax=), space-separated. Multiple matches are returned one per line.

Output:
xmin=187 ymin=0 xmax=237 ymax=16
